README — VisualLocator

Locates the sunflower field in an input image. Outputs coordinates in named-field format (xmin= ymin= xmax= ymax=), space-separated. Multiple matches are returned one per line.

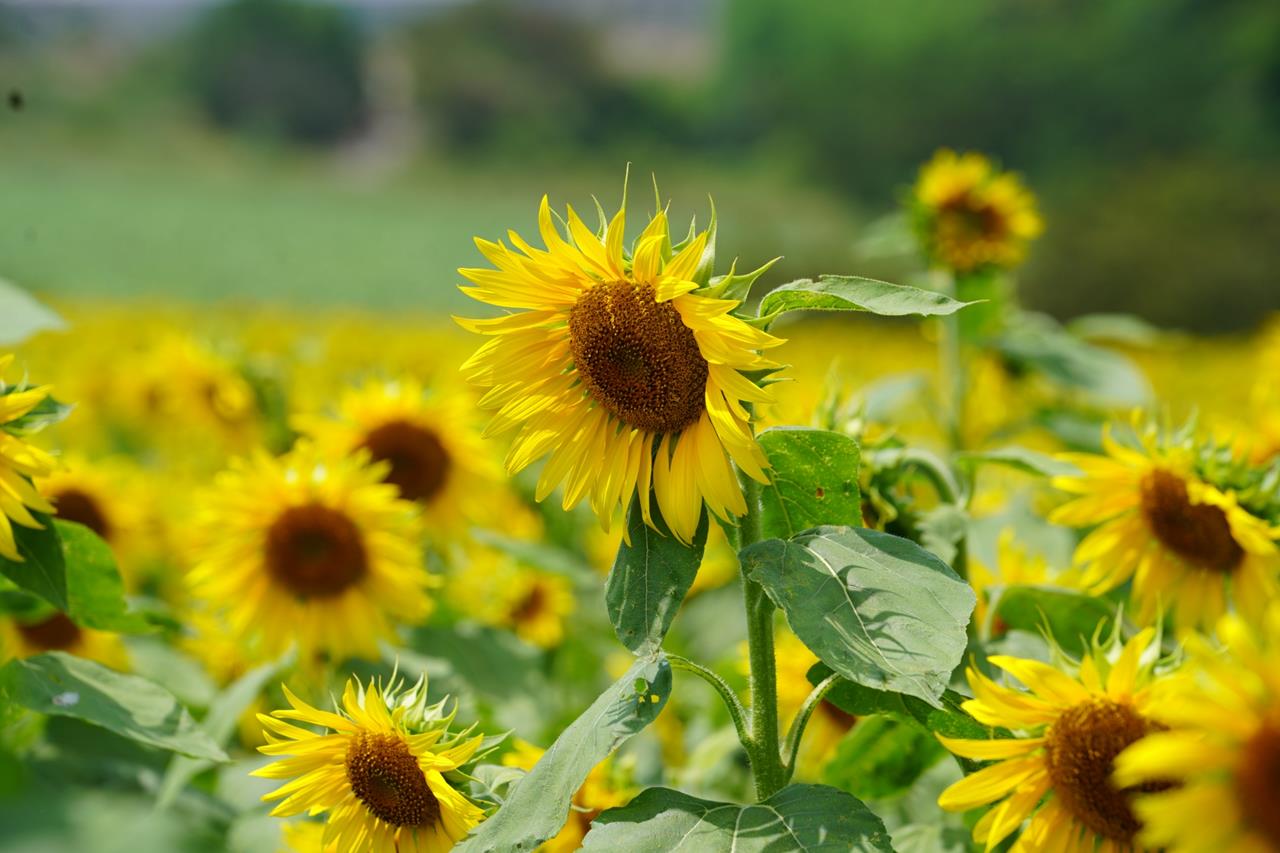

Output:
xmin=1 ymin=149 xmax=1279 ymax=853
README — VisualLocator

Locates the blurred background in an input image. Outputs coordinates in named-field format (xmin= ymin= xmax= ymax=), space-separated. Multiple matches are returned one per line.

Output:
xmin=1 ymin=0 xmax=1277 ymax=332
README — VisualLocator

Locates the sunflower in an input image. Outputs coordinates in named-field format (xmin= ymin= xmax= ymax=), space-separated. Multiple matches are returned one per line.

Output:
xmin=188 ymin=441 xmax=435 ymax=662
xmin=1050 ymin=425 xmax=1279 ymax=630
xmin=914 ymin=149 xmax=1043 ymax=274
xmin=293 ymin=377 xmax=500 ymax=538
xmin=501 ymin=739 xmax=634 ymax=853
xmin=936 ymin=629 xmax=1167 ymax=851
xmin=0 ymin=356 xmax=58 ymax=562
xmin=456 ymin=194 xmax=784 ymax=543
xmin=447 ymin=549 xmax=575 ymax=649
xmin=1114 ymin=605 xmax=1280 ymax=852
xmin=254 ymin=676 xmax=486 ymax=853
xmin=1 ymin=609 xmax=129 ymax=670
xmin=279 ymin=821 xmax=334 ymax=853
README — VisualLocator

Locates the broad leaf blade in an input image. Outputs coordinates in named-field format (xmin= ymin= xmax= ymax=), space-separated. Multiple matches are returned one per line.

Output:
xmin=807 ymin=663 xmax=992 ymax=743
xmin=757 ymin=428 xmax=861 ymax=539
xmin=58 ymin=521 xmax=150 ymax=633
xmin=822 ymin=715 xmax=946 ymax=799
xmin=0 ymin=514 xmax=68 ymax=611
xmin=606 ymin=499 xmax=707 ymax=654
xmin=456 ymin=653 xmax=671 ymax=852
xmin=1 ymin=652 xmax=227 ymax=761
xmin=955 ymin=446 xmax=1080 ymax=478
xmin=759 ymin=275 xmax=976 ymax=321
xmin=994 ymin=586 xmax=1116 ymax=655
xmin=0 ymin=279 xmax=64 ymax=346
xmin=744 ymin=526 xmax=974 ymax=706
xmin=580 ymin=783 xmax=893 ymax=852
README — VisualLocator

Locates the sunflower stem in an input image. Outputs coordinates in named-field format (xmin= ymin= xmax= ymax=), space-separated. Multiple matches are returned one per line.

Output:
xmin=738 ymin=472 xmax=786 ymax=801
xmin=667 ymin=654 xmax=750 ymax=750
xmin=780 ymin=672 xmax=840 ymax=786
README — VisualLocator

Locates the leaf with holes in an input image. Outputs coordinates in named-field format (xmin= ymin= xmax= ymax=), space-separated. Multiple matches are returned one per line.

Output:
xmin=455 ymin=653 xmax=671 ymax=852
xmin=758 ymin=275 xmax=977 ymax=322
xmin=606 ymin=498 xmax=707 ymax=654
xmin=758 ymin=428 xmax=862 ymax=539
xmin=743 ymin=526 xmax=974 ymax=706
xmin=1 ymin=652 xmax=227 ymax=761
xmin=580 ymin=783 xmax=893 ymax=851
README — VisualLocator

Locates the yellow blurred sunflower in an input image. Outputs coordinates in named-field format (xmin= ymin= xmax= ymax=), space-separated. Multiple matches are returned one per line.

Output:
xmin=279 ymin=820 xmax=335 ymax=853
xmin=936 ymin=629 xmax=1166 ymax=852
xmin=0 ymin=355 xmax=58 ymax=562
xmin=502 ymin=739 xmax=634 ymax=852
xmin=293 ymin=378 xmax=499 ymax=537
xmin=914 ymin=149 xmax=1043 ymax=274
xmin=1 ymin=609 xmax=129 ymax=670
xmin=1115 ymin=605 xmax=1280 ymax=853
xmin=969 ymin=528 xmax=1081 ymax=638
xmin=457 ymin=195 xmax=784 ymax=543
xmin=1051 ymin=426 xmax=1279 ymax=630
xmin=255 ymin=676 xmax=485 ymax=853
xmin=189 ymin=441 xmax=435 ymax=662
xmin=448 ymin=549 xmax=575 ymax=649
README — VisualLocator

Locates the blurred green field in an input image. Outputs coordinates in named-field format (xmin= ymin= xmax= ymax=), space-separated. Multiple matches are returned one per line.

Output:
xmin=0 ymin=134 xmax=862 ymax=312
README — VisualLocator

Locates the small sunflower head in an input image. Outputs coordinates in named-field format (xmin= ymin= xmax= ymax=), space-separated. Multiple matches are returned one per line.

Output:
xmin=912 ymin=149 xmax=1043 ymax=274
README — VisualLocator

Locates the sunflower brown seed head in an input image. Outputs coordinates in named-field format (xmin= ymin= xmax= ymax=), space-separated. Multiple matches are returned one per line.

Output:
xmin=360 ymin=419 xmax=451 ymax=503
xmin=345 ymin=732 xmax=440 ymax=828
xmin=1238 ymin=722 xmax=1280 ymax=848
xmin=52 ymin=488 xmax=112 ymax=541
xmin=16 ymin=612 xmax=82 ymax=652
xmin=1046 ymin=699 xmax=1169 ymax=843
xmin=265 ymin=503 xmax=368 ymax=599
xmin=568 ymin=281 xmax=708 ymax=434
xmin=1140 ymin=469 xmax=1245 ymax=574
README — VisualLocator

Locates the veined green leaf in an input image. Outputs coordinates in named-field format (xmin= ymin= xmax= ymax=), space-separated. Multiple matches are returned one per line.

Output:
xmin=0 ymin=279 xmax=64 ymax=346
xmin=455 ymin=653 xmax=671 ymax=852
xmin=58 ymin=521 xmax=151 ymax=633
xmin=580 ymin=783 xmax=893 ymax=851
xmin=1 ymin=653 xmax=227 ymax=761
xmin=758 ymin=428 xmax=862 ymax=539
xmin=823 ymin=715 xmax=946 ymax=800
xmin=758 ymin=275 xmax=976 ymax=323
xmin=743 ymin=526 xmax=974 ymax=706
xmin=955 ymin=446 xmax=1081 ymax=478
xmin=0 ymin=514 xmax=68 ymax=612
xmin=606 ymin=498 xmax=707 ymax=654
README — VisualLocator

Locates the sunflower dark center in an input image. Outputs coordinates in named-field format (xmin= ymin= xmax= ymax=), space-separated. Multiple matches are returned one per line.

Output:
xmin=16 ymin=612 xmax=82 ymax=651
xmin=817 ymin=700 xmax=857 ymax=733
xmin=1140 ymin=469 xmax=1244 ymax=574
xmin=567 ymin=281 xmax=708 ymax=434
xmin=359 ymin=419 xmax=451 ymax=503
xmin=264 ymin=503 xmax=367 ymax=599
xmin=52 ymin=489 xmax=112 ymax=541
xmin=345 ymin=732 xmax=440 ymax=828
xmin=1045 ymin=700 xmax=1168 ymax=843
xmin=510 ymin=581 xmax=548 ymax=625
xmin=1238 ymin=722 xmax=1280 ymax=847
xmin=939 ymin=194 xmax=1005 ymax=241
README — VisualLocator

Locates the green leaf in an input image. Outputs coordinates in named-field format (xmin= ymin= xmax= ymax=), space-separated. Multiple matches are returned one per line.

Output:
xmin=456 ymin=653 xmax=671 ymax=853
xmin=757 ymin=428 xmax=862 ymax=539
xmin=580 ymin=783 xmax=893 ymax=851
xmin=1 ymin=653 xmax=227 ymax=761
xmin=0 ymin=514 xmax=68 ymax=611
xmin=758 ymin=275 xmax=976 ymax=322
xmin=606 ymin=498 xmax=708 ymax=654
xmin=994 ymin=586 xmax=1116 ymax=655
xmin=822 ymin=715 xmax=946 ymax=800
xmin=743 ymin=526 xmax=974 ymax=706
xmin=157 ymin=658 xmax=283 ymax=808
xmin=955 ymin=446 xmax=1081 ymax=479
xmin=997 ymin=314 xmax=1150 ymax=406
xmin=892 ymin=823 xmax=972 ymax=853
xmin=58 ymin=521 xmax=150 ymax=633
xmin=808 ymin=663 xmax=992 ymax=743
xmin=0 ymin=279 xmax=65 ymax=346
xmin=916 ymin=504 xmax=968 ymax=567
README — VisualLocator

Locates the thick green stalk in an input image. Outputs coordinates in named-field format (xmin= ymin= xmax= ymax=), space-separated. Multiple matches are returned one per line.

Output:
xmin=738 ymin=473 xmax=786 ymax=800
